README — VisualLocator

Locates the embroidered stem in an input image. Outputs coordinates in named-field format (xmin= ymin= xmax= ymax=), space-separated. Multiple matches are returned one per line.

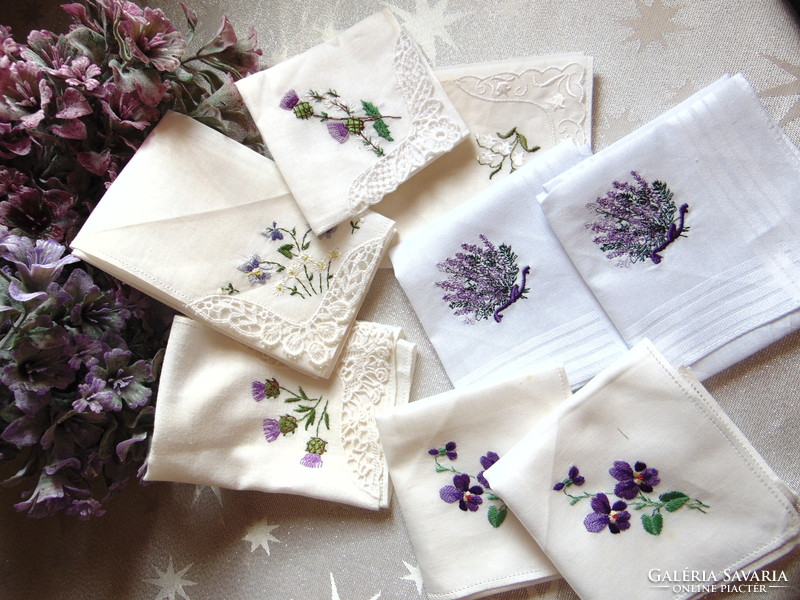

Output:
xmin=493 ymin=265 xmax=530 ymax=323
xmin=649 ymin=203 xmax=689 ymax=264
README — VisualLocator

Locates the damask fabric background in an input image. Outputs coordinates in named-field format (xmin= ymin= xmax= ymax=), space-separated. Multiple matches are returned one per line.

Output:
xmin=2 ymin=1 xmax=800 ymax=600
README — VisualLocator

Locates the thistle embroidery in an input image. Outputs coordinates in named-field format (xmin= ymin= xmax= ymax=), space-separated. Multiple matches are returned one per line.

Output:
xmin=553 ymin=461 xmax=709 ymax=536
xmin=435 ymin=234 xmax=530 ymax=324
xmin=280 ymin=88 xmax=401 ymax=157
xmin=476 ymin=127 xmax=540 ymax=179
xmin=429 ymin=441 xmax=507 ymax=528
xmin=229 ymin=222 xmax=341 ymax=299
xmin=586 ymin=171 xmax=689 ymax=266
xmin=254 ymin=377 xmax=330 ymax=469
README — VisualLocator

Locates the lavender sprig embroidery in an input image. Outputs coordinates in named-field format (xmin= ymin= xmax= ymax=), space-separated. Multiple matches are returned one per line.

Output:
xmin=553 ymin=461 xmax=709 ymax=536
xmin=253 ymin=377 xmax=330 ymax=469
xmin=586 ymin=172 xmax=689 ymax=266
xmin=429 ymin=442 xmax=507 ymax=528
xmin=476 ymin=127 xmax=540 ymax=179
xmin=435 ymin=235 xmax=530 ymax=324
xmin=280 ymin=88 xmax=401 ymax=157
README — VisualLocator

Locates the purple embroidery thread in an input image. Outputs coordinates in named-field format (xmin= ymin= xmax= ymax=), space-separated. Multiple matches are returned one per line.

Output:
xmin=586 ymin=172 xmax=689 ymax=266
xmin=552 ymin=461 xmax=709 ymax=536
xmin=435 ymin=235 xmax=530 ymax=324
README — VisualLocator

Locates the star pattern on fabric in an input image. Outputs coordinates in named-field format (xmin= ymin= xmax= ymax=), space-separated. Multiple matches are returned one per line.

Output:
xmin=665 ymin=79 xmax=698 ymax=105
xmin=330 ymin=573 xmax=381 ymax=600
xmin=400 ymin=560 xmax=424 ymax=595
xmin=313 ymin=21 xmax=343 ymax=43
xmin=192 ymin=485 xmax=223 ymax=506
xmin=242 ymin=519 xmax=281 ymax=556
xmin=144 ymin=557 xmax=197 ymax=600
xmin=598 ymin=107 xmax=640 ymax=146
xmin=615 ymin=0 xmax=691 ymax=53
xmin=761 ymin=54 xmax=800 ymax=126
xmin=386 ymin=0 xmax=471 ymax=63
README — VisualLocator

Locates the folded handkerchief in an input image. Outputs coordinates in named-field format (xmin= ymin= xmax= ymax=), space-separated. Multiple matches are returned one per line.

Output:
xmin=540 ymin=74 xmax=800 ymax=378
xmin=236 ymin=9 xmax=469 ymax=235
xmin=375 ymin=365 xmax=571 ymax=599
xmin=376 ymin=54 xmax=593 ymax=240
xmin=485 ymin=341 xmax=800 ymax=600
xmin=70 ymin=111 xmax=395 ymax=378
xmin=390 ymin=141 xmax=627 ymax=389
xmin=145 ymin=317 xmax=415 ymax=510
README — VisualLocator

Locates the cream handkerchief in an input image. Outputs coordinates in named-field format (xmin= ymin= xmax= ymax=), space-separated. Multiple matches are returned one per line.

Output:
xmin=145 ymin=317 xmax=415 ymax=510
xmin=376 ymin=54 xmax=593 ymax=241
xmin=540 ymin=74 xmax=800 ymax=379
xmin=390 ymin=141 xmax=627 ymax=389
xmin=236 ymin=9 xmax=469 ymax=235
xmin=375 ymin=366 xmax=571 ymax=599
xmin=70 ymin=111 xmax=395 ymax=378
xmin=485 ymin=341 xmax=800 ymax=600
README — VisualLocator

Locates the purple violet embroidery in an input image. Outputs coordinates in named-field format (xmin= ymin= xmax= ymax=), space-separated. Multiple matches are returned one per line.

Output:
xmin=586 ymin=172 xmax=689 ymax=266
xmin=553 ymin=461 xmax=709 ymax=536
xmin=253 ymin=378 xmax=330 ymax=469
xmin=584 ymin=493 xmax=631 ymax=534
xmin=237 ymin=253 xmax=272 ymax=285
xmin=429 ymin=442 xmax=507 ymax=527
xmin=435 ymin=234 xmax=530 ymax=324
xmin=279 ymin=88 xmax=401 ymax=157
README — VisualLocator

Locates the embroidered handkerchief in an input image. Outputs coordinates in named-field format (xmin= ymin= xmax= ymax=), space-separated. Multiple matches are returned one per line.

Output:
xmin=390 ymin=141 xmax=627 ymax=389
xmin=539 ymin=73 xmax=800 ymax=379
xmin=235 ymin=9 xmax=469 ymax=235
xmin=70 ymin=111 xmax=395 ymax=379
xmin=145 ymin=317 xmax=415 ymax=510
xmin=485 ymin=341 xmax=800 ymax=600
xmin=375 ymin=365 xmax=571 ymax=600
xmin=376 ymin=54 xmax=593 ymax=240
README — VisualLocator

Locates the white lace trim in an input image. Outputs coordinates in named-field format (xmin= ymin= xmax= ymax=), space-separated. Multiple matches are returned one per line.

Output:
xmin=187 ymin=235 xmax=387 ymax=377
xmin=451 ymin=62 xmax=590 ymax=146
xmin=338 ymin=322 xmax=396 ymax=505
xmin=348 ymin=30 xmax=465 ymax=215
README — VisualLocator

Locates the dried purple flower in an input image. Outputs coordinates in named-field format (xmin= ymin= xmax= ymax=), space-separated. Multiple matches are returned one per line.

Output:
xmin=117 ymin=7 xmax=186 ymax=72
xmin=0 ymin=234 xmax=79 ymax=298
xmin=89 ymin=347 xmax=153 ymax=410
xmin=55 ymin=57 xmax=102 ymax=91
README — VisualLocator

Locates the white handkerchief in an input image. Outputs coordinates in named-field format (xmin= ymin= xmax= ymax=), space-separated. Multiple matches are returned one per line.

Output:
xmin=70 ymin=111 xmax=395 ymax=378
xmin=145 ymin=317 xmax=415 ymax=510
xmin=540 ymin=74 xmax=800 ymax=378
xmin=375 ymin=366 xmax=572 ymax=600
xmin=236 ymin=9 xmax=468 ymax=235
xmin=376 ymin=54 xmax=593 ymax=241
xmin=485 ymin=341 xmax=800 ymax=600
xmin=390 ymin=141 xmax=627 ymax=389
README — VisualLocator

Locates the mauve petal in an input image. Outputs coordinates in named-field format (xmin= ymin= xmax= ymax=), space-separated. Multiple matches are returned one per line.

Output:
xmin=279 ymin=89 xmax=299 ymax=110
xmin=553 ymin=482 xmax=565 ymax=491
xmin=452 ymin=473 xmax=470 ymax=492
xmin=440 ymin=485 xmax=461 ymax=503
xmin=584 ymin=512 xmax=609 ymax=533
xmin=568 ymin=465 xmax=580 ymax=479
xmin=614 ymin=480 xmax=639 ymax=500
xmin=477 ymin=471 xmax=489 ymax=488
xmin=444 ymin=441 xmax=456 ymax=452
xmin=642 ymin=468 xmax=660 ymax=486
xmin=326 ymin=121 xmax=349 ymax=143
xmin=467 ymin=496 xmax=483 ymax=511
xmin=609 ymin=460 xmax=633 ymax=481
xmin=480 ymin=451 xmax=499 ymax=470
xmin=611 ymin=500 xmax=628 ymax=512
xmin=590 ymin=493 xmax=610 ymax=514
xmin=468 ymin=485 xmax=484 ymax=496
xmin=634 ymin=461 xmax=647 ymax=472
xmin=573 ymin=475 xmax=585 ymax=486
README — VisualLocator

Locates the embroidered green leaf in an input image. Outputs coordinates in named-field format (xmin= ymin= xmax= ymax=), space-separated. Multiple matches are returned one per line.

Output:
xmin=295 ymin=405 xmax=313 ymax=411
xmin=305 ymin=410 xmax=316 ymax=429
xmin=659 ymin=491 xmax=688 ymax=502
xmin=641 ymin=513 xmax=663 ymax=536
xmin=516 ymin=133 xmax=540 ymax=153
xmin=278 ymin=244 xmax=294 ymax=259
xmin=489 ymin=165 xmax=502 ymax=180
xmin=487 ymin=505 xmax=507 ymax=528
xmin=497 ymin=127 xmax=517 ymax=140
xmin=373 ymin=118 xmax=394 ymax=141
xmin=323 ymin=411 xmax=330 ymax=430
xmin=361 ymin=100 xmax=382 ymax=117
xmin=662 ymin=492 xmax=690 ymax=512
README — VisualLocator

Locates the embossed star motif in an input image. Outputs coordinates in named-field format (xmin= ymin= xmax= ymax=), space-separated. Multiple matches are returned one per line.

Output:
xmin=386 ymin=0 xmax=471 ymax=63
xmin=665 ymin=79 xmax=699 ymax=105
xmin=242 ymin=519 xmax=281 ymax=556
xmin=615 ymin=0 xmax=691 ymax=53
xmin=546 ymin=93 xmax=566 ymax=111
xmin=400 ymin=560 xmax=424 ymax=595
xmin=598 ymin=107 xmax=641 ymax=146
xmin=144 ymin=557 xmax=197 ymax=600
xmin=313 ymin=21 xmax=343 ymax=43
xmin=330 ymin=573 xmax=382 ymax=600
xmin=192 ymin=484 xmax=223 ymax=506
xmin=761 ymin=54 xmax=800 ymax=126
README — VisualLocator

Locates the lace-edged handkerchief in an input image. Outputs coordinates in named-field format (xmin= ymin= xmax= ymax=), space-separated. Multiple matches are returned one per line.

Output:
xmin=539 ymin=74 xmax=800 ymax=379
xmin=390 ymin=141 xmax=627 ymax=389
xmin=70 ymin=111 xmax=395 ymax=379
xmin=485 ymin=341 xmax=800 ymax=600
xmin=235 ymin=9 xmax=469 ymax=235
xmin=377 ymin=54 xmax=593 ymax=240
xmin=145 ymin=316 xmax=415 ymax=510
xmin=375 ymin=365 xmax=571 ymax=600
